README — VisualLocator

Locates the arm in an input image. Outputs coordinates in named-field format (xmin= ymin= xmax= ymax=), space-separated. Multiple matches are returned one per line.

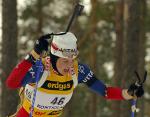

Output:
xmin=6 ymin=51 xmax=39 ymax=89
xmin=78 ymin=63 xmax=133 ymax=100
xmin=6 ymin=34 xmax=50 ymax=89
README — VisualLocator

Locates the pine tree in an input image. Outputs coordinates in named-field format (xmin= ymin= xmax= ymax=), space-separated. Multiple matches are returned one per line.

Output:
xmin=1 ymin=0 xmax=18 ymax=116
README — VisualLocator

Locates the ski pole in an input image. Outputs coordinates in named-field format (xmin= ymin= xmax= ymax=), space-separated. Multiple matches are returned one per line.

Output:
xmin=65 ymin=3 xmax=84 ymax=33
xmin=46 ymin=3 xmax=84 ymax=37
xmin=29 ymin=60 xmax=43 ymax=117
xmin=131 ymin=99 xmax=139 ymax=117
xmin=29 ymin=3 xmax=84 ymax=117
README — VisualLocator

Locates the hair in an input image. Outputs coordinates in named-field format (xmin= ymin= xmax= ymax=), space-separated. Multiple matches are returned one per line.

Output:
xmin=50 ymin=52 xmax=62 ymax=75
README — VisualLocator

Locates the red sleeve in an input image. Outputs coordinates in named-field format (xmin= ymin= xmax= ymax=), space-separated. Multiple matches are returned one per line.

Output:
xmin=105 ymin=87 xmax=125 ymax=100
xmin=6 ymin=60 xmax=32 ymax=89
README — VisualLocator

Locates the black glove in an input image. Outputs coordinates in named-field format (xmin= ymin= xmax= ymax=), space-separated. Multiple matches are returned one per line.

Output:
xmin=127 ymin=83 xmax=144 ymax=98
xmin=127 ymin=71 xmax=147 ymax=98
xmin=34 ymin=34 xmax=51 ymax=55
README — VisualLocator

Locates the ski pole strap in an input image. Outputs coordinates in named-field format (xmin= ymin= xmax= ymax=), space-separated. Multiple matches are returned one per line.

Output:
xmin=29 ymin=60 xmax=43 ymax=117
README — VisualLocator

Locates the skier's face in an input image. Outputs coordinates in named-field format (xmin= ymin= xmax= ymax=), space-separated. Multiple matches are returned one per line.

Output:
xmin=56 ymin=57 xmax=74 ymax=75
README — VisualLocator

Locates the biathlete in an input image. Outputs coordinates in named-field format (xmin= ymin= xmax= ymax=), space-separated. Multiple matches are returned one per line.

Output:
xmin=6 ymin=32 xmax=144 ymax=117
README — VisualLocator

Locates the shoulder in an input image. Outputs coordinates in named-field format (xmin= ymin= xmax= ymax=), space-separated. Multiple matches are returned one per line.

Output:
xmin=78 ymin=62 xmax=94 ymax=83
xmin=78 ymin=63 xmax=93 ymax=75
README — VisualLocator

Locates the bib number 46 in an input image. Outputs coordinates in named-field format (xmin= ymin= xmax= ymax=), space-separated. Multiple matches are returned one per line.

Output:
xmin=51 ymin=97 xmax=65 ymax=105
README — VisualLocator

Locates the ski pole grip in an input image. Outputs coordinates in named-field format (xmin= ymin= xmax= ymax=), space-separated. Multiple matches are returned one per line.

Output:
xmin=75 ymin=3 xmax=84 ymax=16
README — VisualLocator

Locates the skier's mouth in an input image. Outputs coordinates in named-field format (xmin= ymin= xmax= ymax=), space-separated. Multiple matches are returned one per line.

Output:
xmin=64 ymin=69 xmax=69 ymax=73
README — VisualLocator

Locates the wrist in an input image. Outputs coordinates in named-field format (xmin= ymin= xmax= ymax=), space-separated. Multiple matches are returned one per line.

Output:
xmin=24 ymin=54 xmax=36 ymax=64
xmin=122 ymin=89 xmax=135 ymax=100
xmin=30 ymin=50 xmax=40 ymax=60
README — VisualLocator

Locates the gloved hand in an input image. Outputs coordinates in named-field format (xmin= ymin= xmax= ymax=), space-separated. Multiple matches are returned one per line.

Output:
xmin=31 ymin=34 xmax=51 ymax=59
xmin=127 ymin=82 xmax=144 ymax=98
xmin=127 ymin=71 xmax=147 ymax=98
xmin=34 ymin=34 xmax=51 ymax=55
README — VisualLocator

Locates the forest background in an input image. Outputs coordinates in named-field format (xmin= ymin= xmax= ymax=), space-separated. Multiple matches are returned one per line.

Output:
xmin=1 ymin=0 xmax=150 ymax=117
